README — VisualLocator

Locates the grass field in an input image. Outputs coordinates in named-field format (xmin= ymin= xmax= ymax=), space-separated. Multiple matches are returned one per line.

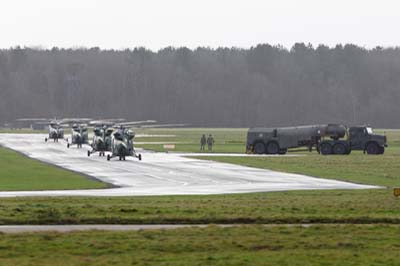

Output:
xmin=0 ymin=189 xmax=399 ymax=225
xmin=193 ymin=152 xmax=400 ymax=187
xmin=0 ymin=128 xmax=400 ymax=265
xmin=0 ymin=128 xmax=399 ymax=224
xmin=0 ymin=147 xmax=108 ymax=191
xmin=0 ymin=225 xmax=399 ymax=266
xmin=135 ymin=128 xmax=247 ymax=153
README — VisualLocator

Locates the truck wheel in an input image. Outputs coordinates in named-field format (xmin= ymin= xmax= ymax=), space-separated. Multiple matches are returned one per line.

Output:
xmin=366 ymin=143 xmax=379 ymax=155
xmin=278 ymin=148 xmax=287 ymax=155
xmin=333 ymin=143 xmax=346 ymax=155
xmin=378 ymin=147 xmax=385 ymax=155
xmin=320 ymin=143 xmax=332 ymax=155
xmin=266 ymin=142 xmax=279 ymax=154
xmin=253 ymin=143 xmax=266 ymax=154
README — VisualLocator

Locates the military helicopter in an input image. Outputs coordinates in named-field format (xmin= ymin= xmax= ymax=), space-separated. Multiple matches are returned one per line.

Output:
xmin=101 ymin=120 xmax=159 ymax=161
xmin=105 ymin=121 xmax=191 ymax=161
xmin=86 ymin=119 xmax=157 ymax=159
xmin=87 ymin=121 xmax=116 ymax=157
xmin=15 ymin=118 xmax=65 ymax=142
xmin=67 ymin=123 xmax=89 ymax=148
xmin=107 ymin=125 xmax=141 ymax=161
xmin=45 ymin=121 xmax=65 ymax=142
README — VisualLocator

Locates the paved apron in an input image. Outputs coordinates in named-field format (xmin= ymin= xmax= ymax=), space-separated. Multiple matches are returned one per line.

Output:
xmin=0 ymin=134 xmax=379 ymax=197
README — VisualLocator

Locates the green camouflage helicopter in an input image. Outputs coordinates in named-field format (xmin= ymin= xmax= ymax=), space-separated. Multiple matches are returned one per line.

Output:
xmin=86 ymin=119 xmax=126 ymax=157
xmin=105 ymin=121 xmax=186 ymax=161
xmin=107 ymin=126 xmax=140 ymax=161
xmin=15 ymin=118 xmax=65 ymax=142
xmin=86 ymin=119 xmax=157 ymax=160
xmin=66 ymin=123 xmax=90 ymax=148
xmin=15 ymin=118 xmax=90 ymax=143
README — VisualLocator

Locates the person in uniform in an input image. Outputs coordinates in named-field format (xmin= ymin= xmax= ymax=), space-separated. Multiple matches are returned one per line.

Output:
xmin=207 ymin=134 xmax=215 ymax=151
xmin=200 ymin=134 xmax=206 ymax=151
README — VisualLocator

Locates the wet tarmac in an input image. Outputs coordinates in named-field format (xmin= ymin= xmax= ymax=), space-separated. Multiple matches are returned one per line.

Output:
xmin=0 ymin=134 xmax=379 ymax=197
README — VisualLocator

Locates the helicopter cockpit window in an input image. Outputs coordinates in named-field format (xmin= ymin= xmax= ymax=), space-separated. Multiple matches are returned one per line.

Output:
xmin=114 ymin=130 xmax=124 ymax=141
xmin=94 ymin=128 xmax=102 ymax=136
xmin=106 ymin=129 xmax=114 ymax=136
xmin=126 ymin=130 xmax=135 ymax=140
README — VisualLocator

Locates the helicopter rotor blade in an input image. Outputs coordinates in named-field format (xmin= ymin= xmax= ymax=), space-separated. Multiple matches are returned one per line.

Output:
xmin=138 ymin=123 xmax=190 ymax=128
xmin=61 ymin=118 xmax=92 ymax=123
xmin=15 ymin=118 xmax=51 ymax=122
xmin=116 ymin=120 xmax=157 ymax=127
xmin=89 ymin=120 xmax=118 ymax=126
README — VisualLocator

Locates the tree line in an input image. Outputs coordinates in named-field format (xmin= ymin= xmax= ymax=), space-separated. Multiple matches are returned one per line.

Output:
xmin=0 ymin=44 xmax=399 ymax=128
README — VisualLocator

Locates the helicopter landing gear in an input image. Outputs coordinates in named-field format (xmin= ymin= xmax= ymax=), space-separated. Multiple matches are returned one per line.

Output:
xmin=106 ymin=154 xmax=142 ymax=161
xmin=67 ymin=143 xmax=70 ymax=148
xmin=88 ymin=150 xmax=91 ymax=157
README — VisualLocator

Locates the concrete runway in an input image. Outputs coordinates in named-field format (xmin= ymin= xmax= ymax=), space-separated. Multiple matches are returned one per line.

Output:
xmin=0 ymin=134 xmax=378 ymax=197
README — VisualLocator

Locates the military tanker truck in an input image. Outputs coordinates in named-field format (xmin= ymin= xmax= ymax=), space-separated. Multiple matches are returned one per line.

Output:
xmin=246 ymin=124 xmax=387 ymax=155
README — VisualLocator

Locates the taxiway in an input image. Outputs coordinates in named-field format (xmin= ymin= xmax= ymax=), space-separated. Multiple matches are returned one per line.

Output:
xmin=0 ymin=134 xmax=379 ymax=197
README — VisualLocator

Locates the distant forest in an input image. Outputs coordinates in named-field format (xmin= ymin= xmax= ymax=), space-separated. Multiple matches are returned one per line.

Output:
xmin=0 ymin=44 xmax=399 ymax=128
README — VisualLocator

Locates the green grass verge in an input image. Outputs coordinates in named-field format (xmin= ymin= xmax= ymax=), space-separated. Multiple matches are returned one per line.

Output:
xmin=0 ymin=147 xmax=108 ymax=191
xmin=192 ymin=152 xmax=400 ymax=187
xmin=135 ymin=128 xmax=247 ymax=153
xmin=0 ymin=225 xmax=399 ymax=266
xmin=139 ymin=143 xmax=244 ymax=153
xmin=0 ymin=189 xmax=399 ymax=225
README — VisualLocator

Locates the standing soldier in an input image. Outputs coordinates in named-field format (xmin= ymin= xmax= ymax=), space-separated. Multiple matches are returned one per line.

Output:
xmin=207 ymin=134 xmax=215 ymax=151
xmin=200 ymin=134 xmax=206 ymax=151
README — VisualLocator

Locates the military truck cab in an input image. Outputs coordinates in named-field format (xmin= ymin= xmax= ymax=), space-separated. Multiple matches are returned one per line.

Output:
xmin=350 ymin=126 xmax=386 ymax=154
xmin=319 ymin=126 xmax=387 ymax=155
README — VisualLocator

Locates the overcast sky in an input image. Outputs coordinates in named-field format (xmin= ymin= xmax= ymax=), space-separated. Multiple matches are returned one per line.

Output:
xmin=1 ymin=0 xmax=399 ymax=50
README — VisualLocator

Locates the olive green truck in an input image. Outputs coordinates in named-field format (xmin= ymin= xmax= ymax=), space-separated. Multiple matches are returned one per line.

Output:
xmin=246 ymin=124 xmax=387 ymax=155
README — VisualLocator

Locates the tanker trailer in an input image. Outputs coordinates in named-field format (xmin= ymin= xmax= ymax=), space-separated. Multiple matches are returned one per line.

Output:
xmin=246 ymin=124 xmax=340 ymax=154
